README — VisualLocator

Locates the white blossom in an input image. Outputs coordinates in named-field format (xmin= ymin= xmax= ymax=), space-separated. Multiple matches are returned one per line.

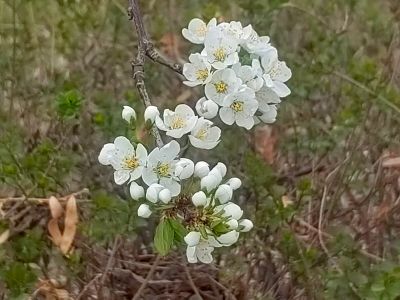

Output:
xmin=227 ymin=177 xmax=242 ymax=190
xmin=182 ymin=18 xmax=217 ymax=44
xmin=174 ymin=158 xmax=194 ymax=180
xmin=214 ymin=162 xmax=227 ymax=177
xmin=183 ymin=53 xmax=212 ymax=87
xmin=155 ymin=104 xmax=198 ymax=139
xmin=129 ymin=181 xmax=145 ymax=200
xmin=241 ymin=26 xmax=273 ymax=56
xmin=122 ymin=105 xmax=136 ymax=123
xmin=98 ymin=137 xmax=147 ymax=185
xmin=216 ymin=202 xmax=243 ymax=220
xmin=219 ymin=88 xmax=259 ymax=129
xmin=217 ymin=230 xmax=239 ymax=246
xmin=186 ymin=236 xmax=221 ymax=264
xmin=255 ymin=104 xmax=278 ymax=124
xmin=194 ymin=161 xmax=210 ymax=178
xmin=158 ymin=188 xmax=172 ymax=204
xmin=137 ymin=204 xmax=152 ymax=218
xmin=144 ymin=106 xmax=160 ymax=124
xmin=195 ymin=97 xmax=219 ymax=119
xmin=215 ymin=184 xmax=233 ymax=204
xmin=261 ymin=48 xmax=292 ymax=97
xmin=192 ymin=191 xmax=207 ymax=207
xmin=239 ymin=219 xmax=253 ymax=232
xmin=232 ymin=59 xmax=264 ymax=92
xmin=201 ymin=173 xmax=222 ymax=192
xmin=184 ymin=231 xmax=201 ymax=247
xmin=203 ymin=27 xmax=239 ymax=69
xmin=221 ymin=21 xmax=253 ymax=43
xmin=189 ymin=118 xmax=221 ymax=150
xmin=142 ymin=141 xmax=188 ymax=196
xmin=205 ymin=69 xmax=242 ymax=106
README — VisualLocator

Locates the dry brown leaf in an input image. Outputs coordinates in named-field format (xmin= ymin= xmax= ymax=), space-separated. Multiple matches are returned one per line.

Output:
xmin=0 ymin=229 xmax=10 ymax=244
xmin=48 ymin=219 xmax=63 ymax=247
xmin=254 ymin=125 xmax=277 ymax=164
xmin=382 ymin=157 xmax=400 ymax=168
xmin=282 ymin=195 xmax=293 ymax=208
xmin=60 ymin=196 xmax=78 ymax=255
xmin=49 ymin=196 xmax=63 ymax=219
xmin=159 ymin=32 xmax=180 ymax=59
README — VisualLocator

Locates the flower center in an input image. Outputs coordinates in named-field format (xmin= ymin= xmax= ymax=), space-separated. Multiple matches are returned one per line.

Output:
xmin=124 ymin=156 xmax=139 ymax=170
xmin=196 ymin=69 xmax=209 ymax=81
xmin=156 ymin=163 xmax=170 ymax=177
xmin=171 ymin=117 xmax=186 ymax=129
xmin=230 ymin=101 xmax=244 ymax=112
xmin=213 ymin=47 xmax=227 ymax=62
xmin=195 ymin=128 xmax=208 ymax=140
xmin=214 ymin=81 xmax=228 ymax=94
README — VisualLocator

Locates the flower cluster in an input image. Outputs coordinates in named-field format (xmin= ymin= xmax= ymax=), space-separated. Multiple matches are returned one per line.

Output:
xmin=182 ymin=18 xmax=291 ymax=130
xmin=98 ymin=18 xmax=291 ymax=264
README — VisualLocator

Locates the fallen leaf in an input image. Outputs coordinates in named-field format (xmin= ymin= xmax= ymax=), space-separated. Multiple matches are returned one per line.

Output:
xmin=48 ymin=219 xmax=63 ymax=247
xmin=282 ymin=195 xmax=293 ymax=208
xmin=254 ymin=125 xmax=277 ymax=164
xmin=382 ymin=157 xmax=400 ymax=168
xmin=0 ymin=229 xmax=10 ymax=244
xmin=60 ymin=196 xmax=78 ymax=255
xmin=49 ymin=196 xmax=63 ymax=219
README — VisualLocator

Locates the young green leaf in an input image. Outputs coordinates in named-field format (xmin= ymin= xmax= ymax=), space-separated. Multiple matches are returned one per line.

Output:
xmin=169 ymin=219 xmax=187 ymax=244
xmin=154 ymin=218 xmax=174 ymax=256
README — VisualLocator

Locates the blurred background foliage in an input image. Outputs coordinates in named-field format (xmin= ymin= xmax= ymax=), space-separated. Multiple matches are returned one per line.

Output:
xmin=1 ymin=0 xmax=400 ymax=299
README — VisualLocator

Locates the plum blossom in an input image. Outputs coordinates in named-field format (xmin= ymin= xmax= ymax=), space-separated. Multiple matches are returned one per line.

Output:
xmin=98 ymin=136 xmax=147 ymax=185
xmin=205 ymin=69 xmax=242 ymax=105
xmin=195 ymin=97 xmax=219 ymax=119
xmin=182 ymin=18 xmax=217 ymax=44
xmin=189 ymin=118 xmax=221 ymax=150
xmin=155 ymin=104 xmax=198 ymax=138
xmin=186 ymin=236 xmax=221 ymax=264
xmin=219 ymin=88 xmax=259 ymax=129
xmin=183 ymin=53 xmax=212 ymax=87
xmin=122 ymin=105 xmax=136 ymax=123
xmin=232 ymin=59 xmax=264 ymax=92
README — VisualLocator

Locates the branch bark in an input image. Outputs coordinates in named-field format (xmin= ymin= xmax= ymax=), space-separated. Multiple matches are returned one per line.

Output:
xmin=128 ymin=0 xmax=184 ymax=148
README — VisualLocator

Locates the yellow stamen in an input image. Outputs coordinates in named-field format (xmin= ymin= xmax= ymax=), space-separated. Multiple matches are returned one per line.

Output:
xmin=156 ymin=163 xmax=170 ymax=177
xmin=195 ymin=128 xmax=208 ymax=140
xmin=230 ymin=101 xmax=244 ymax=112
xmin=214 ymin=81 xmax=228 ymax=94
xmin=171 ymin=117 xmax=186 ymax=129
xmin=124 ymin=157 xmax=139 ymax=170
xmin=196 ymin=69 xmax=209 ymax=81
xmin=196 ymin=25 xmax=207 ymax=37
xmin=213 ymin=47 xmax=226 ymax=61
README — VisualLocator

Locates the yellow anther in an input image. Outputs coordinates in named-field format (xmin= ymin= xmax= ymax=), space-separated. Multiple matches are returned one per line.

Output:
xmin=213 ymin=47 xmax=226 ymax=61
xmin=196 ymin=69 xmax=209 ymax=81
xmin=195 ymin=128 xmax=208 ymax=140
xmin=171 ymin=117 xmax=186 ymax=129
xmin=230 ymin=101 xmax=244 ymax=112
xmin=124 ymin=157 xmax=139 ymax=170
xmin=156 ymin=163 xmax=170 ymax=177
xmin=214 ymin=81 xmax=228 ymax=94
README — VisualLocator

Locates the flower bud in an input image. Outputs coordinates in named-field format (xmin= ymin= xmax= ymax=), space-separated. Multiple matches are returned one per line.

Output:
xmin=226 ymin=219 xmax=239 ymax=230
xmin=217 ymin=230 xmax=239 ymax=246
xmin=137 ymin=204 xmax=152 ymax=218
xmin=222 ymin=203 xmax=243 ymax=220
xmin=158 ymin=188 xmax=172 ymax=204
xmin=214 ymin=162 xmax=227 ymax=177
xmin=201 ymin=174 xmax=220 ymax=192
xmin=122 ymin=105 xmax=136 ymax=123
xmin=146 ymin=183 xmax=164 ymax=203
xmin=192 ymin=191 xmax=207 ymax=207
xmin=209 ymin=168 xmax=223 ymax=183
xmin=130 ymin=181 xmax=145 ymax=200
xmin=215 ymin=184 xmax=233 ymax=204
xmin=194 ymin=161 xmax=210 ymax=178
xmin=195 ymin=97 xmax=219 ymax=119
xmin=227 ymin=177 xmax=242 ymax=190
xmin=239 ymin=219 xmax=253 ymax=232
xmin=184 ymin=231 xmax=201 ymax=247
xmin=144 ymin=106 xmax=159 ymax=123
xmin=175 ymin=158 xmax=194 ymax=180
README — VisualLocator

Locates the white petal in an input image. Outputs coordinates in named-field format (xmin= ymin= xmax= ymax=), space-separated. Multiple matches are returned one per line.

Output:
xmin=184 ymin=231 xmax=201 ymax=247
xmin=158 ymin=188 xmax=172 ymax=204
xmin=114 ymin=136 xmax=134 ymax=156
xmin=130 ymin=182 xmax=145 ymax=200
xmin=222 ymin=203 xmax=243 ymax=220
xmin=219 ymin=108 xmax=235 ymax=125
xmin=194 ymin=161 xmax=210 ymax=178
xmin=114 ymin=170 xmax=130 ymax=185
xmin=239 ymin=219 xmax=253 ymax=232
xmin=186 ymin=246 xmax=198 ymax=263
xmin=159 ymin=140 xmax=181 ymax=162
xmin=98 ymin=143 xmax=115 ymax=165
xmin=192 ymin=191 xmax=207 ymax=207
xmin=271 ymin=81 xmax=291 ymax=98
xmin=217 ymin=230 xmax=239 ymax=246
xmin=227 ymin=178 xmax=242 ymax=190
xmin=235 ymin=113 xmax=255 ymax=130
xmin=138 ymin=204 xmax=152 ymax=218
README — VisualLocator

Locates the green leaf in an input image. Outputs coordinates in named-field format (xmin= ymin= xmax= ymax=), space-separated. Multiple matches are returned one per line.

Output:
xmin=169 ymin=219 xmax=187 ymax=244
xmin=56 ymin=89 xmax=83 ymax=119
xmin=154 ymin=218 xmax=174 ymax=256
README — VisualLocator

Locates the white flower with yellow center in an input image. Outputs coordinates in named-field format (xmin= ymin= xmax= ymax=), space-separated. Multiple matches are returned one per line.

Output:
xmin=218 ymin=21 xmax=253 ymax=43
xmin=203 ymin=27 xmax=239 ymax=69
xmin=186 ymin=235 xmax=221 ymax=264
xmin=182 ymin=18 xmax=217 ymax=44
xmin=98 ymin=136 xmax=147 ymax=185
xmin=205 ymin=69 xmax=242 ymax=105
xmin=241 ymin=26 xmax=273 ymax=56
xmin=189 ymin=117 xmax=221 ymax=150
xmin=142 ymin=141 xmax=193 ymax=196
xmin=232 ymin=59 xmax=264 ymax=92
xmin=155 ymin=104 xmax=198 ymax=139
xmin=255 ymin=84 xmax=281 ymax=114
xmin=261 ymin=47 xmax=292 ymax=97
xmin=254 ymin=104 xmax=278 ymax=125
xmin=183 ymin=53 xmax=212 ymax=87
xmin=219 ymin=88 xmax=258 ymax=129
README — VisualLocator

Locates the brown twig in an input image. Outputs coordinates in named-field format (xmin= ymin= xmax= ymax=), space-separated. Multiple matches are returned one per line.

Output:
xmin=132 ymin=254 xmax=161 ymax=300
xmin=0 ymin=188 xmax=90 ymax=204
xmin=184 ymin=263 xmax=203 ymax=299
